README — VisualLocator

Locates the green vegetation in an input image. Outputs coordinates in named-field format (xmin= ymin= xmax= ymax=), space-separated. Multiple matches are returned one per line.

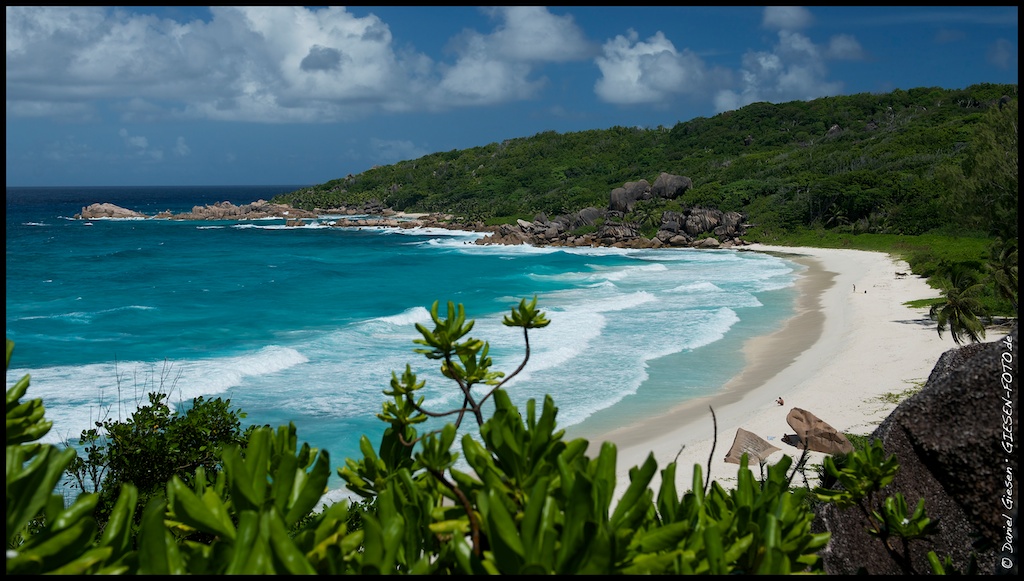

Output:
xmin=927 ymin=265 xmax=989 ymax=345
xmin=8 ymin=296 xmax=976 ymax=574
xmin=273 ymin=83 xmax=1017 ymax=326
xmin=815 ymin=441 xmax=947 ymax=574
xmin=273 ymin=84 xmax=1015 ymax=237
xmin=875 ymin=381 xmax=926 ymax=407
xmin=65 ymin=391 xmax=252 ymax=535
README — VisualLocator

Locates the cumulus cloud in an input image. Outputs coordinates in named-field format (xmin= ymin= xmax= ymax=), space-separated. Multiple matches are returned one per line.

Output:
xmin=425 ymin=6 xmax=592 ymax=107
xmin=826 ymin=34 xmax=865 ymax=60
xmin=484 ymin=6 xmax=593 ymax=63
xmin=594 ymin=29 xmax=727 ymax=105
xmin=714 ymin=7 xmax=852 ymax=113
xmin=117 ymin=127 xmax=163 ymax=160
xmin=174 ymin=136 xmax=191 ymax=157
xmin=119 ymin=128 xmax=148 ymax=150
xmin=762 ymin=6 xmax=814 ymax=31
xmin=986 ymin=38 xmax=1016 ymax=69
xmin=5 ymin=5 xmax=594 ymax=123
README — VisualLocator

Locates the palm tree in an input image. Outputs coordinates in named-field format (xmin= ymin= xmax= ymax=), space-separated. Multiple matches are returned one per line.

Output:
xmin=929 ymin=265 xmax=988 ymax=346
xmin=985 ymin=238 xmax=1018 ymax=315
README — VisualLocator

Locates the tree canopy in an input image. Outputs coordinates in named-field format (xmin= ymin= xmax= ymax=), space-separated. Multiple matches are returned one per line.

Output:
xmin=273 ymin=83 xmax=1018 ymax=241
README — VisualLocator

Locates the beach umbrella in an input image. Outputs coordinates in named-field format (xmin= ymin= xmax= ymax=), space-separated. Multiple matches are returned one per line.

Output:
xmin=784 ymin=407 xmax=854 ymax=455
xmin=724 ymin=427 xmax=782 ymax=464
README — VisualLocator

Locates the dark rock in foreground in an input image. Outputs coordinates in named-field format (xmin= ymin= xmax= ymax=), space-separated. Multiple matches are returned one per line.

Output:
xmin=815 ymin=324 xmax=1018 ymax=575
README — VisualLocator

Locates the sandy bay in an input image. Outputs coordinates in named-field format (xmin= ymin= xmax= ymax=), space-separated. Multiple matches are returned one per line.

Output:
xmin=567 ymin=244 xmax=969 ymax=497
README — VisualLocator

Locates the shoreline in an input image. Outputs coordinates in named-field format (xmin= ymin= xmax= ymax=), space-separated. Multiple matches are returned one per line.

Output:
xmin=573 ymin=244 xmax=962 ymax=497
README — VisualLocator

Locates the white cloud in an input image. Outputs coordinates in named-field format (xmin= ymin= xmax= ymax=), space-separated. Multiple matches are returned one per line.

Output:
xmin=5 ymin=5 xmax=594 ymax=123
xmin=594 ymin=29 xmax=725 ymax=105
xmin=714 ymin=10 xmax=847 ymax=113
xmin=426 ymin=7 xmax=591 ymax=107
xmin=762 ymin=6 xmax=814 ymax=31
xmin=119 ymin=128 xmax=148 ymax=150
xmin=117 ymin=127 xmax=166 ymax=161
xmin=41 ymin=136 xmax=96 ymax=162
xmin=435 ymin=53 xmax=542 ymax=106
xmin=174 ymin=137 xmax=191 ymax=157
xmin=987 ymin=38 xmax=1016 ymax=69
xmin=826 ymin=34 xmax=866 ymax=60
xmin=5 ymin=100 xmax=98 ymax=120
xmin=485 ymin=6 xmax=593 ymax=63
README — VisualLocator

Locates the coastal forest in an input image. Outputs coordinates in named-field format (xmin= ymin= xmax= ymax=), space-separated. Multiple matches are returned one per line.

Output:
xmin=273 ymin=83 xmax=1018 ymax=321
xmin=273 ymin=83 xmax=1016 ymax=243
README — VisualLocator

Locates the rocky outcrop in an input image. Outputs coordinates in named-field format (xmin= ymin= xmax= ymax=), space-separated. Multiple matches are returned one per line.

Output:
xmin=473 ymin=173 xmax=746 ymax=249
xmin=608 ymin=179 xmax=652 ymax=214
xmin=75 ymin=172 xmax=745 ymax=250
xmin=608 ymin=173 xmax=694 ymax=213
xmin=650 ymin=172 xmax=693 ymax=200
xmin=76 ymin=200 xmax=317 ymax=221
xmin=814 ymin=325 xmax=1018 ymax=575
xmin=166 ymin=200 xmax=317 ymax=220
xmin=76 ymin=203 xmax=147 ymax=219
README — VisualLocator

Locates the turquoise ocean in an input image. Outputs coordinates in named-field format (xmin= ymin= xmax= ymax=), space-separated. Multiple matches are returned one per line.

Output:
xmin=6 ymin=185 xmax=802 ymax=497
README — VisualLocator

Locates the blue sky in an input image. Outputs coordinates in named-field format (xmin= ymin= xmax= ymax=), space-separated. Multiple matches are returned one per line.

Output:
xmin=5 ymin=6 xmax=1018 ymax=187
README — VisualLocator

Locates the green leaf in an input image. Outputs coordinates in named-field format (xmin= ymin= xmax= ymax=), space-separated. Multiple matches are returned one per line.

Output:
xmin=166 ymin=477 xmax=236 ymax=539
xmin=137 ymin=497 xmax=185 ymax=575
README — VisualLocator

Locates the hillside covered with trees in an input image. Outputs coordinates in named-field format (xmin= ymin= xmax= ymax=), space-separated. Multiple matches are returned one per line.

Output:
xmin=273 ymin=83 xmax=1016 ymax=240
xmin=274 ymin=82 xmax=1018 ymax=322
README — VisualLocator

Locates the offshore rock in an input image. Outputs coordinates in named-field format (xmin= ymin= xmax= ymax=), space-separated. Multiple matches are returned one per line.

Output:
xmin=76 ymin=200 xmax=317 ymax=221
xmin=75 ymin=203 xmax=147 ymax=219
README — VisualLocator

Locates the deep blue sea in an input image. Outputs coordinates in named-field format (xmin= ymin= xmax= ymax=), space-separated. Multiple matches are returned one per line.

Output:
xmin=6 ymin=185 xmax=802 ymax=498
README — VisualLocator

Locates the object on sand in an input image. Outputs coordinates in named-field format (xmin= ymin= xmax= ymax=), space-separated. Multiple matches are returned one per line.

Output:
xmin=724 ymin=428 xmax=782 ymax=464
xmin=784 ymin=407 xmax=854 ymax=455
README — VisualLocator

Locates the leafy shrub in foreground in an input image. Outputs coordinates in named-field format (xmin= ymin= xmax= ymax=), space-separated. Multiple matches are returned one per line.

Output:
xmin=12 ymin=297 xmax=916 ymax=574
xmin=337 ymin=298 xmax=829 ymax=574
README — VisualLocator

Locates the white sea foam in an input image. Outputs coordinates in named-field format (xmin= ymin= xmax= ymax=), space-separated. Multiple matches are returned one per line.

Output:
xmin=383 ymin=226 xmax=486 ymax=239
xmin=446 ymin=240 xmax=561 ymax=255
xmin=669 ymin=281 xmax=725 ymax=293
xmin=12 ymin=345 xmax=308 ymax=444
xmin=18 ymin=304 xmax=155 ymax=323
xmin=454 ymin=249 xmax=768 ymax=428
xmin=372 ymin=306 xmax=433 ymax=327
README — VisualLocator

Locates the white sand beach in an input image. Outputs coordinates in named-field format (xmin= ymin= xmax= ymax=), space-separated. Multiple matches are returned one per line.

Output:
xmin=586 ymin=244 xmax=964 ymax=499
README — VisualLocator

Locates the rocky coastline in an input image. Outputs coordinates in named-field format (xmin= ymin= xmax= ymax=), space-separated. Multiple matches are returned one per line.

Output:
xmin=75 ymin=172 xmax=753 ymax=250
